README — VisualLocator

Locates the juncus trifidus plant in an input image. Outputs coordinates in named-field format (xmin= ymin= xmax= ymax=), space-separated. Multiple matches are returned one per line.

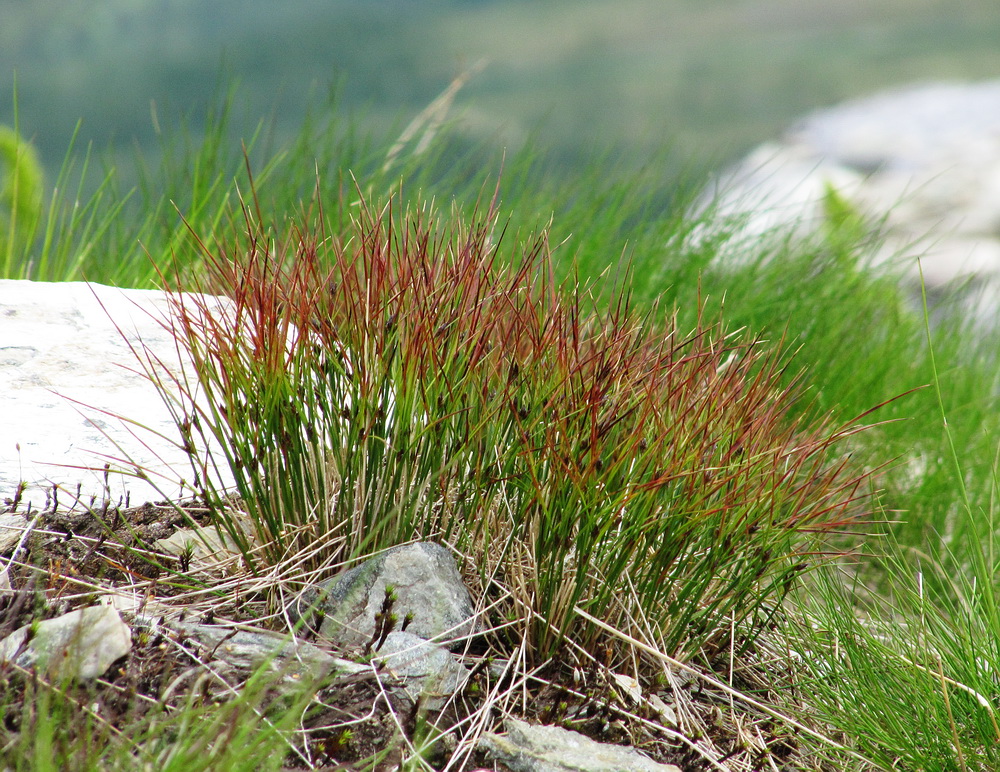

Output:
xmin=157 ymin=179 xmax=875 ymax=660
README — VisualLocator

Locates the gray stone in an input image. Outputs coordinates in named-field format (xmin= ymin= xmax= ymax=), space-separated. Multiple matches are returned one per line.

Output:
xmin=0 ymin=604 xmax=131 ymax=679
xmin=296 ymin=542 xmax=479 ymax=653
xmin=787 ymin=80 xmax=1000 ymax=173
xmin=373 ymin=631 xmax=470 ymax=710
xmin=479 ymin=718 xmax=681 ymax=772
xmin=0 ymin=280 xmax=235 ymax=512
xmin=160 ymin=617 xmax=367 ymax=689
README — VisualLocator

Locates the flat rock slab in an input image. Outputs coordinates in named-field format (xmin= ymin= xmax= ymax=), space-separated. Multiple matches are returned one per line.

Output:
xmin=0 ymin=280 xmax=232 ymax=512
xmin=480 ymin=718 xmax=681 ymax=772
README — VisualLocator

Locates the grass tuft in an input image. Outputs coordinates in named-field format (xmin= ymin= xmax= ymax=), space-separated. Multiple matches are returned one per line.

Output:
xmin=152 ymin=171 xmax=876 ymax=666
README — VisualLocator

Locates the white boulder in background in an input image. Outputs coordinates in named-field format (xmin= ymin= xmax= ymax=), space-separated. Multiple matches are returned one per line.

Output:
xmin=701 ymin=80 xmax=1000 ymax=324
xmin=0 ymin=280 xmax=233 ymax=512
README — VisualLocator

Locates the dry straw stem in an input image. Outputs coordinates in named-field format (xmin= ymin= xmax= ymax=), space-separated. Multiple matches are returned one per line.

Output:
xmin=154 ymin=175 xmax=876 ymax=663
xmin=576 ymin=607 xmax=874 ymax=766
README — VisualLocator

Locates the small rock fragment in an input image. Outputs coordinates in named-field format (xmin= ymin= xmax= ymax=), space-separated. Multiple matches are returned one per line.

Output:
xmin=374 ymin=631 xmax=470 ymax=710
xmin=0 ymin=605 xmax=131 ymax=680
xmin=0 ymin=513 xmax=29 ymax=553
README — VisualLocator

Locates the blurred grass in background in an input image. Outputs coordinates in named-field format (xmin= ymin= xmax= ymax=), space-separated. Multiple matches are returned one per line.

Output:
xmin=2 ymin=0 xmax=999 ymax=191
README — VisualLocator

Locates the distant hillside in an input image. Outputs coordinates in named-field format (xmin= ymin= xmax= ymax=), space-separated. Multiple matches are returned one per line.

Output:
xmin=2 ymin=0 xmax=999 ymax=180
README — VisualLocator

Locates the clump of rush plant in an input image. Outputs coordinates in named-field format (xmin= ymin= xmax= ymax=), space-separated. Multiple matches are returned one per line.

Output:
xmin=155 ymin=176 xmax=876 ymax=664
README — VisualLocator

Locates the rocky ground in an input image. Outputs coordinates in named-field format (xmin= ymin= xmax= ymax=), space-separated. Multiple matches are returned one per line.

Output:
xmin=0 ymin=487 xmax=829 ymax=771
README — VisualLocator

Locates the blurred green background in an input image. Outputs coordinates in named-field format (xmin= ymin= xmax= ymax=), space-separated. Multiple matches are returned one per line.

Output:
xmin=3 ymin=0 xmax=1000 ymax=181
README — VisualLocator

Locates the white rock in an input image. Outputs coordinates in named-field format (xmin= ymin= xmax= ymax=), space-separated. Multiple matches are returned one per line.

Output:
xmin=0 ymin=280 xmax=235 ymax=511
xmin=786 ymin=80 xmax=1000 ymax=172
xmin=0 ymin=604 xmax=132 ymax=679
xmin=700 ymin=80 xmax=1000 ymax=325
xmin=695 ymin=141 xmax=865 ymax=257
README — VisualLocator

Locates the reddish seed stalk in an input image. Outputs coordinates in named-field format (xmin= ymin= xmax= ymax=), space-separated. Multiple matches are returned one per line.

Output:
xmin=155 ymin=182 xmax=877 ymax=660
